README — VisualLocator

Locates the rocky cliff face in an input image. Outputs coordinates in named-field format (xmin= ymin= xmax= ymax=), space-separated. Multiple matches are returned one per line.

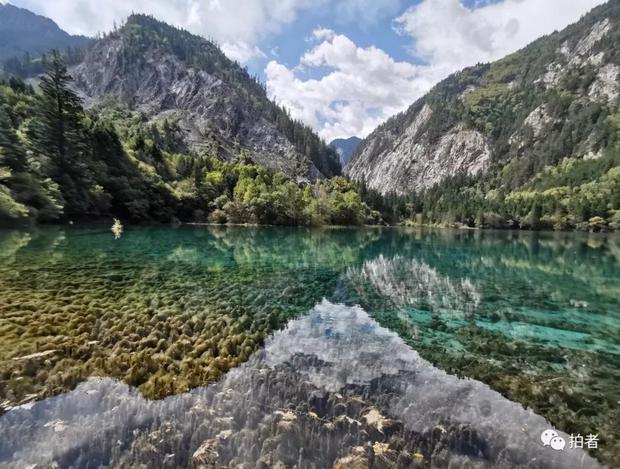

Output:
xmin=349 ymin=103 xmax=491 ymax=194
xmin=347 ymin=1 xmax=620 ymax=195
xmin=72 ymin=15 xmax=339 ymax=181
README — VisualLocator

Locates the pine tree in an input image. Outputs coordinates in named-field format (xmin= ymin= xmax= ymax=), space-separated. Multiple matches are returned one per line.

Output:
xmin=29 ymin=51 xmax=97 ymax=216
xmin=30 ymin=51 xmax=87 ymax=180
xmin=0 ymin=107 xmax=26 ymax=172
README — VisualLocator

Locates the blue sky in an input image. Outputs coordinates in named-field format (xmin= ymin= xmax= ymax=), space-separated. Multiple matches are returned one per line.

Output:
xmin=9 ymin=0 xmax=606 ymax=141
xmin=248 ymin=2 xmax=417 ymax=76
xmin=251 ymin=0 xmax=498 ymax=75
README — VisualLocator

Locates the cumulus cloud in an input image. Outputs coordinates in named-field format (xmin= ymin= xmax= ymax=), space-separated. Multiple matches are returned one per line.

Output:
xmin=13 ymin=0 xmax=319 ymax=62
xmin=12 ymin=0 xmax=404 ymax=63
xmin=266 ymin=30 xmax=429 ymax=142
xmin=267 ymin=0 xmax=604 ymax=140
xmin=395 ymin=0 xmax=607 ymax=76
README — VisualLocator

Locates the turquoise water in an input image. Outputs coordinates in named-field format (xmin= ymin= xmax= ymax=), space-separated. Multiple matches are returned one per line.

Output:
xmin=0 ymin=226 xmax=618 ymax=467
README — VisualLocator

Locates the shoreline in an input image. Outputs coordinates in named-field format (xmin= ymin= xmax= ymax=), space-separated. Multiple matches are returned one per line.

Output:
xmin=2 ymin=219 xmax=620 ymax=236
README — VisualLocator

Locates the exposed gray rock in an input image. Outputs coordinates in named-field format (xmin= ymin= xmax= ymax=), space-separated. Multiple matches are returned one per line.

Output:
xmin=570 ymin=19 xmax=611 ymax=65
xmin=523 ymin=105 xmax=556 ymax=139
xmin=588 ymin=63 xmax=620 ymax=104
xmin=70 ymin=24 xmax=329 ymax=182
xmin=347 ymin=9 xmax=619 ymax=196
xmin=537 ymin=62 xmax=564 ymax=88
xmin=346 ymin=113 xmax=491 ymax=195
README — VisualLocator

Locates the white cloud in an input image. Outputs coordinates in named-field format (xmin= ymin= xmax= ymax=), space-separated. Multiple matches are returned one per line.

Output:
xmin=221 ymin=42 xmax=266 ymax=64
xmin=12 ymin=0 xmax=404 ymax=63
xmin=13 ymin=0 xmax=319 ymax=62
xmin=266 ymin=30 xmax=429 ymax=142
xmin=395 ymin=0 xmax=607 ymax=76
xmin=267 ymin=0 xmax=605 ymax=141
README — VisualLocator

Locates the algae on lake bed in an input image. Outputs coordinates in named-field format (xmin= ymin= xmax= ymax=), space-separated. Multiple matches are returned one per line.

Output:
xmin=0 ymin=226 xmax=375 ymax=405
xmin=0 ymin=225 xmax=619 ymax=466
xmin=0 ymin=302 xmax=601 ymax=469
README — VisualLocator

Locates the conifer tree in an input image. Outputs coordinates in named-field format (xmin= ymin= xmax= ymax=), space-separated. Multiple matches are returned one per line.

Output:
xmin=30 ymin=51 xmax=87 ymax=180
xmin=28 ymin=51 xmax=98 ymax=216
xmin=0 ymin=107 xmax=25 ymax=171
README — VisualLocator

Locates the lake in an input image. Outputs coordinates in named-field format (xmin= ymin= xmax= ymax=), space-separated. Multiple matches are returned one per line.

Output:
xmin=0 ymin=226 xmax=618 ymax=468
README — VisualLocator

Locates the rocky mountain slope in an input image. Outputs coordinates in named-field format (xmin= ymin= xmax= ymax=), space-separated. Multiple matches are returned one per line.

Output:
xmin=346 ymin=0 xmax=620 ymax=195
xmin=0 ymin=4 xmax=88 ymax=61
xmin=71 ymin=15 xmax=339 ymax=181
xmin=329 ymin=136 xmax=362 ymax=167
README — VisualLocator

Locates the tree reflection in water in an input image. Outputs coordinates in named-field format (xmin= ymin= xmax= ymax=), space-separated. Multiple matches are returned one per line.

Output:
xmin=0 ymin=226 xmax=618 ymax=466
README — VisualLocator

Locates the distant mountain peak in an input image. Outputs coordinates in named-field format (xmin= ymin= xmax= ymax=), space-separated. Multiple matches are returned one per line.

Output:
xmin=0 ymin=4 xmax=89 ymax=61
xmin=329 ymin=136 xmax=362 ymax=168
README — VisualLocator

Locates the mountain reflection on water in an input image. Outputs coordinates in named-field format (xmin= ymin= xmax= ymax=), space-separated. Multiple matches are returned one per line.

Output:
xmin=0 ymin=226 xmax=618 ymax=467
xmin=0 ymin=301 xmax=600 ymax=468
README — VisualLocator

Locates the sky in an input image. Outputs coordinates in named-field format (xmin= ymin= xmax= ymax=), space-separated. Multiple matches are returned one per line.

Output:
xmin=8 ymin=0 xmax=607 ymax=141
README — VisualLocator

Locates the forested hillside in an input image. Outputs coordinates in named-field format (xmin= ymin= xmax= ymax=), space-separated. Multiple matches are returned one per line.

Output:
xmin=347 ymin=0 xmax=620 ymax=231
xmin=0 ymin=55 xmax=376 ymax=225
xmin=71 ymin=15 xmax=340 ymax=182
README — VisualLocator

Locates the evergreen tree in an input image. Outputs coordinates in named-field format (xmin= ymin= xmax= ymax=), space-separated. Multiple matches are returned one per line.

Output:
xmin=0 ymin=104 xmax=63 ymax=221
xmin=29 ymin=51 xmax=97 ymax=216
xmin=30 ymin=51 xmax=86 ymax=177
xmin=0 ymin=107 xmax=25 ymax=171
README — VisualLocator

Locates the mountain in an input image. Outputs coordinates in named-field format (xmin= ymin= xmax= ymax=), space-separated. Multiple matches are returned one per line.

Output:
xmin=346 ymin=1 xmax=620 ymax=201
xmin=0 ymin=3 xmax=88 ymax=61
xmin=329 ymin=136 xmax=362 ymax=168
xmin=0 ymin=15 xmax=368 ymax=226
xmin=71 ymin=14 xmax=339 ymax=182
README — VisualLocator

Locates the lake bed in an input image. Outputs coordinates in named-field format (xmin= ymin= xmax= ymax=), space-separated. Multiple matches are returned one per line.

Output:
xmin=0 ymin=226 xmax=618 ymax=467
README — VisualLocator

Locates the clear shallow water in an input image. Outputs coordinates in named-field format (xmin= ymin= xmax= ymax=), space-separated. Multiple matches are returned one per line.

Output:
xmin=0 ymin=226 xmax=618 ymax=467
xmin=0 ymin=302 xmax=602 ymax=468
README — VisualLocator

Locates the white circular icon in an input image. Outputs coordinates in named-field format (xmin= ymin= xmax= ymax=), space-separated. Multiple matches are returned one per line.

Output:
xmin=541 ymin=429 xmax=558 ymax=446
xmin=550 ymin=436 xmax=566 ymax=451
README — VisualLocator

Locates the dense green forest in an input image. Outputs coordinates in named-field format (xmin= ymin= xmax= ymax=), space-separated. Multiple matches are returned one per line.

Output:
xmin=360 ymin=144 xmax=620 ymax=232
xmin=2 ymin=45 xmax=89 ymax=79
xmin=0 ymin=54 xmax=376 ymax=226
xmin=400 ymin=55 xmax=620 ymax=231
xmin=410 ymin=147 xmax=620 ymax=231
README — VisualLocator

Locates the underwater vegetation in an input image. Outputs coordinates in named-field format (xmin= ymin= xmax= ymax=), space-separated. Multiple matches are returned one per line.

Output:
xmin=0 ymin=225 xmax=618 ymax=465
xmin=342 ymin=232 xmax=620 ymax=464
xmin=0 ymin=303 xmax=600 ymax=468
xmin=0 ymin=226 xmax=378 ymax=408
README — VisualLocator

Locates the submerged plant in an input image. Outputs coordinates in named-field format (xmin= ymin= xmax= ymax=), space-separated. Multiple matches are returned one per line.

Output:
xmin=111 ymin=219 xmax=124 ymax=239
